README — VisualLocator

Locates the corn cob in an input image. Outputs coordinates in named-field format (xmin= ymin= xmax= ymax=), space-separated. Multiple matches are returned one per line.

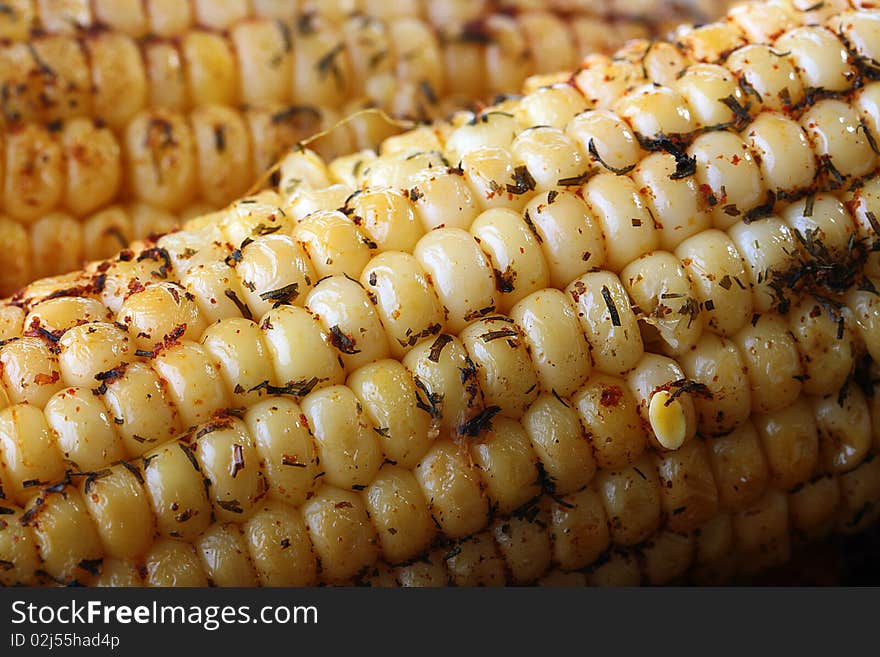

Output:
xmin=2 ymin=0 xmax=880 ymax=587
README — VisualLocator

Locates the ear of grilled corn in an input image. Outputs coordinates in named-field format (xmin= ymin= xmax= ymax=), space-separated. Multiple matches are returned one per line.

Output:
xmin=0 ymin=1 xmax=727 ymax=296
xmin=2 ymin=0 xmax=879 ymax=587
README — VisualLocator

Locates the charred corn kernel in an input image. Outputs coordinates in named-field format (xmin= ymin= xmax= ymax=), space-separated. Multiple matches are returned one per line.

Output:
xmin=622 ymin=251 xmax=703 ymax=356
xmin=567 ymin=109 xmax=643 ymax=178
xmin=0 ymin=404 xmax=64 ymax=504
xmin=150 ymin=342 xmax=229 ymax=431
xmin=415 ymin=439 xmax=487 ymax=539
xmin=243 ymin=500 xmax=316 ymax=586
xmin=788 ymin=297 xmax=854 ymax=398
xmin=125 ymin=109 xmax=197 ymax=211
xmin=5 ymin=124 xmax=64 ymax=224
xmin=678 ymin=333 xmax=752 ymax=437
xmin=588 ymin=549 xmax=643 ymax=587
xmin=92 ymin=559 xmax=142 ymax=587
xmin=836 ymin=456 xmax=880 ymax=534
xmin=706 ymin=421 xmax=769 ymax=512
xmin=523 ymin=190 xmax=605 ymax=288
xmin=492 ymin=511 xmax=553 ymax=585
xmin=61 ymin=118 xmax=121 ymax=218
xmin=81 ymin=206 xmax=132 ymax=263
xmin=615 ymin=84 xmax=694 ymax=142
xmin=675 ymin=230 xmax=752 ymax=337
xmin=512 ymin=288 xmax=592 ymax=397
xmin=802 ymin=99 xmax=877 ymax=182
xmin=360 ymin=251 xmax=445 ymax=359
xmin=675 ymin=64 xmax=750 ymax=129
xmin=673 ymin=19 xmax=746 ymax=63
xmin=363 ymin=464 xmax=435 ymax=564
xmin=303 ymin=485 xmax=377 ymax=584
xmin=641 ymin=530 xmax=695 ymax=585
xmin=142 ymin=441 xmax=212 ymax=541
xmin=26 ymin=296 xmax=110 ymax=332
xmin=57 ymin=322 xmax=131 ymax=388
xmin=469 ymin=417 xmax=540 ymax=514
xmin=404 ymin=333 xmax=483 ymax=438
xmin=0 ymin=36 xmax=91 ymax=124
xmin=29 ymin=213 xmax=83 ymax=281
xmin=102 ymin=363 xmax=182 ymax=457
xmin=850 ymin=178 xmax=880 ymax=279
xmin=0 ymin=219 xmax=31 ymax=296
xmin=734 ymin=313 xmax=804 ymax=414
xmin=24 ymin=487 xmax=102 ymax=584
xmin=230 ymin=19 xmax=291 ymax=107
xmin=789 ymin=474 xmax=840 ymax=543
xmin=201 ymin=319 xmax=273 ymax=407
xmin=632 ymin=153 xmax=711 ymax=251
xmin=596 ymin=456 xmax=662 ymax=546
xmin=511 ymin=127 xmax=586 ymax=193
xmin=567 ymin=272 xmax=642 ymax=377
xmin=414 ymin=228 xmax=496 ymax=333
xmin=654 ymin=439 xmax=719 ymax=533
xmin=846 ymin=281 xmax=880 ymax=361
xmin=196 ymin=521 xmax=258 ymax=587
xmin=470 ymin=208 xmax=550 ymax=312
xmin=44 ymin=387 xmax=125 ymax=472
xmin=145 ymin=538 xmax=209 ymax=586
xmin=347 ymin=360 xmax=433 ymax=469
xmin=348 ymin=189 xmax=422 ymax=254
xmin=234 ymin=235 xmax=314 ymax=319
xmin=190 ymin=105 xmax=252 ymax=206
xmin=728 ymin=0 xmax=797 ymax=42
xmin=0 ymin=0 xmax=34 ymax=41
xmin=305 ymin=276 xmax=390 ymax=372
xmin=814 ymin=388 xmax=873 ymax=475
xmin=0 ymin=505 xmax=41 ymax=586
xmin=583 ymin=173 xmax=659 ymax=272
xmin=118 ymin=283 xmax=205 ymax=352
xmin=86 ymin=32 xmax=147 ymax=130
xmin=441 ymin=532 xmax=504 ymax=587
xmin=572 ymin=373 xmax=646 ymax=470
xmin=733 ymin=488 xmax=791 ymax=575
xmin=260 ymin=304 xmax=345 ymax=393
xmin=728 ymin=217 xmax=800 ymax=313
xmin=522 ymin=393 xmax=597 ymax=496
xmin=80 ymin=463 xmax=155 ymax=560
xmin=459 ymin=317 xmax=538 ymax=419
xmin=292 ymin=210 xmax=372 ymax=281
xmin=243 ymin=398 xmax=317 ymax=507
xmin=550 ymin=488 xmax=609 ymax=571
xmin=691 ymin=131 xmax=766 ymax=230
xmin=754 ymin=397 xmax=819 ymax=490
xmin=195 ymin=419 xmax=264 ymax=522
xmin=394 ymin=549 xmax=448 ymax=587
xmin=301 ymin=385 xmax=382 ymax=490
xmin=0 ymin=337 xmax=64 ymax=407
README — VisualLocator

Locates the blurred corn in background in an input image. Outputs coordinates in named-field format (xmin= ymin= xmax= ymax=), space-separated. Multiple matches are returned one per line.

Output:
xmin=0 ymin=0 xmax=877 ymax=587
xmin=0 ymin=0 xmax=738 ymax=295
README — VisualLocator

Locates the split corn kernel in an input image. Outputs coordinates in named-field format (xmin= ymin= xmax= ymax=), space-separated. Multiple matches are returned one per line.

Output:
xmin=1 ymin=0 xmax=879 ymax=587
